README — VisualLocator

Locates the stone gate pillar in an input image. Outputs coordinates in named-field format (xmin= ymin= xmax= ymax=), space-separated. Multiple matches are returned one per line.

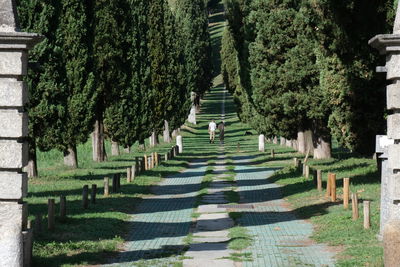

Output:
xmin=370 ymin=6 xmax=400 ymax=237
xmin=0 ymin=0 xmax=42 ymax=266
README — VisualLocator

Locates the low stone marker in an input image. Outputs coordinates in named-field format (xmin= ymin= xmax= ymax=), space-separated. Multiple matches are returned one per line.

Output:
xmin=259 ymin=134 xmax=265 ymax=152
xmin=104 ymin=177 xmax=109 ymax=196
xmin=177 ymin=135 xmax=183 ymax=153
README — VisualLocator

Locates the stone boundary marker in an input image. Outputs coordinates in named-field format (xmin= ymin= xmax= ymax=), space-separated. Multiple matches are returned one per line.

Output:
xmin=0 ymin=1 xmax=42 ymax=265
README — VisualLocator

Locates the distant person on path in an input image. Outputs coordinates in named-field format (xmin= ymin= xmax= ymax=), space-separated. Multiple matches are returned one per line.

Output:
xmin=218 ymin=121 xmax=225 ymax=144
xmin=208 ymin=119 xmax=217 ymax=143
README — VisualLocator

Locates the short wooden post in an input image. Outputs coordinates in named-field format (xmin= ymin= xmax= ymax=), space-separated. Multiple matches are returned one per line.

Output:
xmin=82 ymin=185 xmax=89 ymax=209
xmin=155 ymin=152 xmax=159 ymax=166
xmin=237 ymin=143 xmax=240 ymax=152
xmin=343 ymin=178 xmax=350 ymax=209
xmin=127 ymin=167 xmax=132 ymax=182
xmin=151 ymin=153 xmax=155 ymax=168
xmin=144 ymin=154 xmax=148 ymax=170
xmin=305 ymin=165 xmax=310 ymax=178
xmin=330 ymin=173 xmax=336 ymax=202
xmin=104 ymin=177 xmax=110 ymax=196
xmin=364 ymin=200 xmax=370 ymax=229
xmin=271 ymin=149 xmax=275 ymax=158
xmin=164 ymin=153 xmax=168 ymax=161
xmin=34 ymin=214 xmax=42 ymax=233
xmin=352 ymin=192 xmax=359 ymax=220
xmin=131 ymin=165 xmax=136 ymax=181
xmin=48 ymin=199 xmax=55 ymax=231
xmin=60 ymin=196 xmax=66 ymax=222
xmin=116 ymin=173 xmax=121 ymax=191
xmin=317 ymin=170 xmax=322 ymax=192
xmin=91 ymin=184 xmax=97 ymax=204
xmin=325 ymin=173 xmax=331 ymax=197
xmin=302 ymin=164 xmax=306 ymax=176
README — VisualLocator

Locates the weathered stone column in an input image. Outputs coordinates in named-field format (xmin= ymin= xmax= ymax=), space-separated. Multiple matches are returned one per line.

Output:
xmin=176 ymin=135 xmax=183 ymax=153
xmin=258 ymin=134 xmax=265 ymax=152
xmin=370 ymin=5 xmax=400 ymax=240
xmin=0 ymin=1 xmax=42 ymax=266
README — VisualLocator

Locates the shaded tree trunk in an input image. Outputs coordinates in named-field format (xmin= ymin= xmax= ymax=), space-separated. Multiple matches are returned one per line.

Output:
xmin=273 ymin=136 xmax=278 ymax=144
xmin=163 ymin=120 xmax=171 ymax=143
xmin=313 ymin=134 xmax=331 ymax=159
xmin=298 ymin=130 xmax=314 ymax=155
xmin=63 ymin=145 xmax=78 ymax=168
xmin=150 ymin=131 xmax=159 ymax=147
xmin=111 ymin=141 xmax=120 ymax=156
xmin=297 ymin=130 xmax=306 ymax=153
xmin=124 ymin=146 xmax=131 ymax=153
xmin=27 ymin=142 xmax=38 ymax=178
xmin=92 ymin=119 xmax=106 ymax=162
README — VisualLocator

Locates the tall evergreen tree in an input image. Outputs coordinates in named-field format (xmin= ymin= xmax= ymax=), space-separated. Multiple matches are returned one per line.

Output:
xmin=92 ymin=0 xmax=126 ymax=161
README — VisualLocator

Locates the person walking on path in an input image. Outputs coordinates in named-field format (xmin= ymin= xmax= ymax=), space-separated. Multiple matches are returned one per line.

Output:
xmin=218 ymin=121 xmax=225 ymax=144
xmin=208 ymin=119 xmax=217 ymax=143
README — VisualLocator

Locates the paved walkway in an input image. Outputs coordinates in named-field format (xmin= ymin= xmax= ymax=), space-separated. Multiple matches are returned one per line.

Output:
xmin=233 ymin=156 xmax=336 ymax=267
xmin=104 ymin=160 xmax=207 ymax=266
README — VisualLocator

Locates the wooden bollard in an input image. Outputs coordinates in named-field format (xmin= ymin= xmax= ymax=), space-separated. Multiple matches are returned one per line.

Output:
xmin=237 ymin=143 xmax=240 ymax=152
xmin=112 ymin=175 xmax=117 ymax=193
xmin=127 ymin=167 xmax=132 ymax=182
xmin=104 ymin=177 xmax=110 ymax=196
xmin=116 ymin=174 xmax=121 ymax=191
xmin=151 ymin=153 xmax=155 ymax=168
xmin=364 ymin=200 xmax=370 ymax=229
xmin=305 ymin=165 xmax=310 ymax=178
xmin=82 ymin=185 xmax=89 ymax=209
xmin=352 ymin=192 xmax=359 ymax=220
xmin=164 ymin=153 xmax=168 ymax=161
xmin=312 ymin=170 xmax=317 ymax=185
xmin=48 ymin=199 xmax=55 ymax=231
xmin=343 ymin=178 xmax=350 ymax=209
xmin=144 ymin=155 xmax=148 ymax=170
xmin=155 ymin=152 xmax=159 ymax=166
xmin=131 ymin=165 xmax=136 ymax=181
xmin=325 ymin=173 xmax=331 ymax=197
xmin=302 ymin=164 xmax=306 ymax=176
xmin=330 ymin=173 xmax=336 ymax=202
xmin=294 ymin=158 xmax=299 ymax=168
xmin=34 ymin=214 xmax=42 ymax=233
xmin=91 ymin=184 xmax=97 ymax=204
xmin=317 ymin=170 xmax=322 ymax=192
xmin=60 ymin=196 xmax=66 ymax=222
xmin=271 ymin=149 xmax=275 ymax=158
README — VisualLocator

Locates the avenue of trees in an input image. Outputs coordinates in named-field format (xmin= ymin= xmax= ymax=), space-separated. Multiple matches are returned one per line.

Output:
xmin=17 ymin=0 xmax=212 ymax=175
xmin=222 ymin=0 xmax=395 ymax=158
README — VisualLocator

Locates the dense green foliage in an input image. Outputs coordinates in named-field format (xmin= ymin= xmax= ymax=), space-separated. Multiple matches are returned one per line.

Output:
xmin=222 ymin=0 xmax=394 ymax=155
xmin=17 ymin=0 xmax=212 ymax=167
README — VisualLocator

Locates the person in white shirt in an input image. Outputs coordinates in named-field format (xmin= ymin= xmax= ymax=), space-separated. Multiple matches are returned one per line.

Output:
xmin=208 ymin=119 xmax=217 ymax=143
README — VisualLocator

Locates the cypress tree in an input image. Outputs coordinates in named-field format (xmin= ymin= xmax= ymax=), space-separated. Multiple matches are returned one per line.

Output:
xmin=92 ymin=0 xmax=126 ymax=161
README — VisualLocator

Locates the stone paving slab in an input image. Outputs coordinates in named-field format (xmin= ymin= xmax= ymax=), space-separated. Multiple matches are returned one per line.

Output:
xmin=193 ymin=236 xmax=231 ymax=243
xmin=183 ymin=259 xmax=235 ymax=267
xmin=185 ymin=243 xmax=233 ymax=259
xmin=193 ymin=230 xmax=229 ymax=237
xmin=198 ymin=204 xmax=227 ymax=213
xmin=202 ymin=198 xmax=229 ymax=204
xmin=196 ymin=213 xmax=234 ymax=231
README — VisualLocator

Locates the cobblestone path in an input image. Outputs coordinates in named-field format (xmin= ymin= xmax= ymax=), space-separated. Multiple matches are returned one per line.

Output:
xmin=105 ymin=160 xmax=207 ymax=266
xmin=233 ymin=156 xmax=336 ymax=267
